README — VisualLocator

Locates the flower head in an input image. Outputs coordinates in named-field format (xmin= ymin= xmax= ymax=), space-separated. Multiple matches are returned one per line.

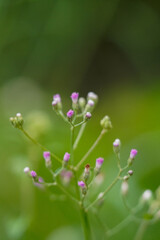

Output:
xmin=113 ymin=139 xmax=121 ymax=147
xmin=78 ymin=181 xmax=86 ymax=188
xmin=43 ymin=151 xmax=51 ymax=162
xmin=63 ymin=152 xmax=70 ymax=162
xmin=96 ymin=157 xmax=104 ymax=169
xmin=31 ymin=170 xmax=37 ymax=178
xmin=85 ymin=112 xmax=92 ymax=119
xmin=67 ymin=109 xmax=74 ymax=119
xmin=71 ymin=92 xmax=79 ymax=104
xmin=130 ymin=149 xmax=138 ymax=160
xmin=24 ymin=167 xmax=30 ymax=174
xmin=87 ymin=92 xmax=98 ymax=102
xmin=87 ymin=100 xmax=94 ymax=107
xmin=53 ymin=94 xmax=61 ymax=103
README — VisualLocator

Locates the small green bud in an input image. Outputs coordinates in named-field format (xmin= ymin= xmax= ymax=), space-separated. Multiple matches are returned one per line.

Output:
xmin=79 ymin=97 xmax=86 ymax=110
xmin=10 ymin=113 xmax=24 ymax=129
xmin=100 ymin=115 xmax=112 ymax=130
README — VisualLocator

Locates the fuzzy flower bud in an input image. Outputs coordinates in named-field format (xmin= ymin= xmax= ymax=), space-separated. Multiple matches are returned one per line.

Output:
xmin=30 ymin=170 xmax=37 ymax=180
xmin=79 ymin=97 xmax=86 ymax=110
xmin=85 ymin=100 xmax=95 ymax=112
xmin=85 ymin=112 xmax=92 ymax=120
xmin=52 ymin=94 xmax=62 ymax=110
xmin=78 ymin=181 xmax=87 ymax=195
xmin=71 ymin=92 xmax=79 ymax=104
xmin=87 ymin=92 xmax=98 ymax=103
xmin=121 ymin=181 xmax=129 ymax=196
xmin=43 ymin=151 xmax=52 ymax=168
xmin=24 ymin=167 xmax=30 ymax=174
xmin=128 ymin=149 xmax=138 ymax=166
xmin=100 ymin=115 xmax=112 ymax=130
xmin=141 ymin=190 xmax=152 ymax=203
xmin=128 ymin=170 xmax=133 ymax=176
xmin=60 ymin=170 xmax=73 ymax=186
xmin=67 ymin=109 xmax=74 ymax=119
xmin=10 ymin=113 xmax=24 ymax=129
xmin=63 ymin=152 xmax=70 ymax=167
xmin=83 ymin=164 xmax=90 ymax=181
xmin=113 ymin=139 xmax=121 ymax=154
xmin=95 ymin=157 xmax=104 ymax=175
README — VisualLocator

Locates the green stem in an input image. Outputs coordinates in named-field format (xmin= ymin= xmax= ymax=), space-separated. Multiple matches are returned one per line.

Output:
xmin=73 ymin=123 xmax=86 ymax=150
xmin=20 ymin=128 xmax=62 ymax=164
xmin=80 ymin=206 xmax=92 ymax=240
xmin=74 ymin=120 xmax=86 ymax=128
xmin=56 ymin=183 xmax=79 ymax=204
xmin=70 ymin=126 xmax=75 ymax=165
xmin=76 ymin=129 xmax=107 ymax=170
xmin=134 ymin=220 xmax=149 ymax=240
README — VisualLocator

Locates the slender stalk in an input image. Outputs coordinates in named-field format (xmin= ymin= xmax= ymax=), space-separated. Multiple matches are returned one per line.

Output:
xmin=73 ymin=123 xmax=86 ymax=150
xmin=76 ymin=129 xmax=107 ymax=170
xmin=74 ymin=120 xmax=86 ymax=128
xmin=70 ymin=126 xmax=75 ymax=165
xmin=134 ymin=220 xmax=149 ymax=240
xmin=20 ymin=128 xmax=62 ymax=163
xmin=80 ymin=206 xmax=92 ymax=240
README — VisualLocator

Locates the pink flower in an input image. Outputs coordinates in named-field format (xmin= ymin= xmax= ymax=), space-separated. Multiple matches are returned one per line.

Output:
xmin=53 ymin=94 xmax=61 ymax=103
xmin=78 ymin=181 xmax=86 ymax=188
xmin=63 ymin=152 xmax=70 ymax=162
xmin=43 ymin=151 xmax=51 ymax=163
xmin=85 ymin=112 xmax=92 ymax=119
xmin=67 ymin=109 xmax=74 ymax=118
xmin=31 ymin=170 xmax=37 ymax=178
xmin=71 ymin=92 xmax=79 ymax=104
xmin=96 ymin=158 xmax=104 ymax=169
xmin=130 ymin=149 xmax=138 ymax=159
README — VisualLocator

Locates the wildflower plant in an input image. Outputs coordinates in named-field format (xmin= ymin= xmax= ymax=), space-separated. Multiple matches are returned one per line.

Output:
xmin=10 ymin=92 xmax=160 ymax=240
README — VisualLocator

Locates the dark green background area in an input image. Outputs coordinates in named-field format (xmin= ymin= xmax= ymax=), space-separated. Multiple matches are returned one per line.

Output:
xmin=0 ymin=0 xmax=160 ymax=239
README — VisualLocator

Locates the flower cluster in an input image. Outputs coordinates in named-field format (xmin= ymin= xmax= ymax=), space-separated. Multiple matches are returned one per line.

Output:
xmin=10 ymin=91 xmax=160 ymax=240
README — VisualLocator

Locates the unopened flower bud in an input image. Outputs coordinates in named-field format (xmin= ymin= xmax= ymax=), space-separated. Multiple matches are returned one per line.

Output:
xmin=123 ymin=175 xmax=129 ymax=181
xmin=121 ymin=181 xmax=129 ymax=196
xmin=53 ymin=94 xmax=62 ymax=110
xmin=63 ymin=152 xmax=70 ymax=167
xmin=83 ymin=164 xmax=90 ymax=181
xmin=128 ymin=149 xmax=138 ymax=166
xmin=87 ymin=92 xmax=98 ymax=103
xmin=67 ymin=109 xmax=74 ymax=119
xmin=30 ymin=170 xmax=38 ymax=181
xmin=95 ymin=157 xmax=104 ymax=175
xmin=128 ymin=170 xmax=133 ymax=176
xmin=43 ymin=151 xmax=52 ymax=168
xmin=71 ymin=92 xmax=79 ymax=104
xmin=85 ymin=100 xmax=95 ymax=112
xmin=61 ymin=170 xmax=73 ymax=186
xmin=85 ymin=112 xmax=92 ymax=120
xmin=78 ymin=181 xmax=87 ymax=195
xmin=10 ymin=113 xmax=24 ymax=128
xmin=113 ymin=139 xmax=121 ymax=154
xmin=24 ymin=167 xmax=30 ymax=174
xmin=141 ymin=190 xmax=152 ymax=203
xmin=100 ymin=115 xmax=112 ymax=130
xmin=79 ymin=97 xmax=86 ymax=110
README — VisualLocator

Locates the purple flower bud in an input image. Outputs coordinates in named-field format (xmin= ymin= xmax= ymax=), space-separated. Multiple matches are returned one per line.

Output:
xmin=78 ymin=181 xmax=86 ymax=188
xmin=130 ymin=149 xmax=138 ymax=160
xmin=38 ymin=177 xmax=44 ymax=183
xmin=61 ymin=170 xmax=73 ymax=185
xmin=87 ymin=100 xmax=94 ymax=107
xmin=71 ymin=92 xmax=79 ymax=104
xmin=31 ymin=170 xmax=37 ymax=178
xmin=96 ymin=157 xmax=104 ymax=169
xmin=85 ymin=112 xmax=92 ymax=119
xmin=113 ymin=139 xmax=121 ymax=147
xmin=53 ymin=94 xmax=61 ymax=103
xmin=52 ymin=100 xmax=57 ymax=106
xmin=128 ymin=170 xmax=133 ymax=176
xmin=24 ymin=167 xmax=30 ymax=174
xmin=63 ymin=152 xmax=70 ymax=162
xmin=67 ymin=109 xmax=74 ymax=119
xmin=43 ymin=151 xmax=51 ymax=162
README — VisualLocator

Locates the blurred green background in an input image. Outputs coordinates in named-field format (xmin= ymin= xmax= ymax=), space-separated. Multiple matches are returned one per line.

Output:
xmin=0 ymin=0 xmax=160 ymax=239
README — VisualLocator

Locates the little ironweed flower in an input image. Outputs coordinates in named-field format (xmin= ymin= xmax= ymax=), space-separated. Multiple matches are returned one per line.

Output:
xmin=83 ymin=164 xmax=90 ymax=181
xmin=95 ymin=157 xmax=104 ymax=175
xmin=63 ymin=152 xmax=70 ymax=167
xmin=113 ymin=139 xmax=121 ymax=154
xmin=71 ymin=92 xmax=79 ymax=104
xmin=85 ymin=100 xmax=95 ymax=112
xmin=67 ymin=109 xmax=74 ymax=119
xmin=24 ymin=167 xmax=30 ymax=174
xmin=78 ymin=181 xmax=87 ymax=195
xmin=85 ymin=112 xmax=92 ymax=120
xmin=87 ymin=92 xmax=98 ymax=103
xmin=61 ymin=170 xmax=73 ymax=186
xmin=128 ymin=149 xmax=138 ymax=166
xmin=52 ymin=94 xmax=62 ymax=110
xmin=30 ymin=170 xmax=37 ymax=181
xmin=10 ymin=113 xmax=24 ymax=129
xmin=43 ymin=151 xmax=52 ymax=168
